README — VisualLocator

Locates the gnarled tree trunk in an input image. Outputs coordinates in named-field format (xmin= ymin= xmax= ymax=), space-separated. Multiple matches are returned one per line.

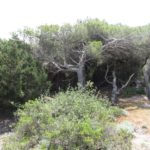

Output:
xmin=77 ymin=65 xmax=85 ymax=88
xmin=105 ymin=66 xmax=134 ymax=104
xmin=111 ymin=70 xmax=119 ymax=104
xmin=143 ymin=58 xmax=150 ymax=100
xmin=144 ymin=75 xmax=150 ymax=100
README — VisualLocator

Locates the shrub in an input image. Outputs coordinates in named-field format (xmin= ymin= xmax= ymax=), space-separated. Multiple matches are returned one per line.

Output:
xmin=0 ymin=39 xmax=50 ymax=107
xmin=3 ymin=89 xmax=132 ymax=150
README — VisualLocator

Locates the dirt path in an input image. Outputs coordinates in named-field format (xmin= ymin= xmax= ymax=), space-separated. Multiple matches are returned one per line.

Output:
xmin=118 ymin=95 xmax=150 ymax=150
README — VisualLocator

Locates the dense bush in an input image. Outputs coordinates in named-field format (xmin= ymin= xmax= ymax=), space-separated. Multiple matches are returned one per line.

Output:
xmin=4 ymin=89 xmax=132 ymax=150
xmin=0 ymin=39 xmax=49 ymax=107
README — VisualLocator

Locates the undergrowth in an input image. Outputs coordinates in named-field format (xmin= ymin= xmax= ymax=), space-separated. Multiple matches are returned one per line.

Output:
xmin=3 ymin=88 xmax=132 ymax=150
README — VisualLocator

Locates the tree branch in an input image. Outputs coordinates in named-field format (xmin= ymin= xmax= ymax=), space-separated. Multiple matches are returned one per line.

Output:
xmin=79 ymin=49 xmax=86 ymax=64
xmin=52 ymin=61 xmax=63 ymax=71
xmin=51 ymin=60 xmax=78 ymax=73
xmin=118 ymin=73 xmax=135 ymax=92
xmin=70 ymin=56 xmax=79 ymax=65
xmin=105 ymin=65 xmax=113 ymax=84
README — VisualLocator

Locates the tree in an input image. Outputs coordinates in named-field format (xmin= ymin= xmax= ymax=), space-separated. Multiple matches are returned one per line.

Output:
xmin=27 ymin=24 xmax=102 ymax=88
xmin=14 ymin=19 xmax=150 ymax=98
xmin=102 ymin=38 xmax=139 ymax=104
xmin=0 ymin=39 xmax=49 ymax=107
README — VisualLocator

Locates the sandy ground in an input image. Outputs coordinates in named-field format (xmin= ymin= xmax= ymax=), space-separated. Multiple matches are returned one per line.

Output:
xmin=118 ymin=95 xmax=150 ymax=150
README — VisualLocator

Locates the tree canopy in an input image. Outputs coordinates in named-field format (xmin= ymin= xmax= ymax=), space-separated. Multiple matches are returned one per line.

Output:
xmin=1 ymin=18 xmax=150 ymax=105
xmin=0 ymin=39 xmax=49 ymax=107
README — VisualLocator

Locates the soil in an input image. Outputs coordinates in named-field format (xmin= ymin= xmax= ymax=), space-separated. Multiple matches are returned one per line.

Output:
xmin=118 ymin=95 xmax=150 ymax=150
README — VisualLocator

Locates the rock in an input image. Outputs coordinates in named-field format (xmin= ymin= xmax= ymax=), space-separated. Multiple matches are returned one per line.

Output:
xmin=142 ymin=125 xmax=148 ymax=129
xmin=117 ymin=121 xmax=135 ymax=133
xmin=141 ymin=103 xmax=150 ymax=108
xmin=143 ymin=96 xmax=149 ymax=101
xmin=121 ymin=109 xmax=129 ymax=116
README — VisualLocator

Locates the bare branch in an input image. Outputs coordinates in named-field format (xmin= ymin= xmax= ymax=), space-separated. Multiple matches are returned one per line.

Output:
xmin=105 ymin=65 xmax=113 ymax=84
xmin=79 ymin=47 xmax=87 ymax=64
xmin=72 ymin=49 xmax=83 ymax=53
xmin=142 ymin=55 xmax=150 ymax=68
xmin=70 ymin=56 xmax=79 ymax=65
xmin=119 ymin=73 xmax=135 ymax=92
xmin=68 ymin=67 xmax=78 ymax=72
xmin=51 ymin=61 xmax=63 ymax=71
xmin=51 ymin=60 xmax=78 ymax=73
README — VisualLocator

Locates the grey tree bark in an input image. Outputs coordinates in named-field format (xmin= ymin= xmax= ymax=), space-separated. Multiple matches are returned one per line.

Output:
xmin=143 ymin=58 xmax=150 ymax=100
xmin=144 ymin=74 xmax=150 ymax=100
xmin=105 ymin=66 xmax=134 ymax=104
xmin=111 ymin=70 xmax=119 ymax=104
xmin=51 ymin=44 xmax=87 ymax=89
xmin=77 ymin=65 xmax=85 ymax=88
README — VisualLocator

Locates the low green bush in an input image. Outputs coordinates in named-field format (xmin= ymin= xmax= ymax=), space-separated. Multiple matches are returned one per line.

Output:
xmin=121 ymin=86 xmax=144 ymax=98
xmin=4 ymin=89 xmax=132 ymax=150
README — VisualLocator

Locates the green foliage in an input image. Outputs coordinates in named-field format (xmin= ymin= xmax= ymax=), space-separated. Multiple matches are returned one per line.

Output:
xmin=88 ymin=41 xmax=102 ymax=58
xmin=6 ymin=18 xmax=150 ymax=100
xmin=0 ymin=39 xmax=49 ymax=107
xmin=4 ymin=89 xmax=132 ymax=150
xmin=121 ymin=87 xmax=145 ymax=98
xmin=83 ymin=19 xmax=134 ymax=39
